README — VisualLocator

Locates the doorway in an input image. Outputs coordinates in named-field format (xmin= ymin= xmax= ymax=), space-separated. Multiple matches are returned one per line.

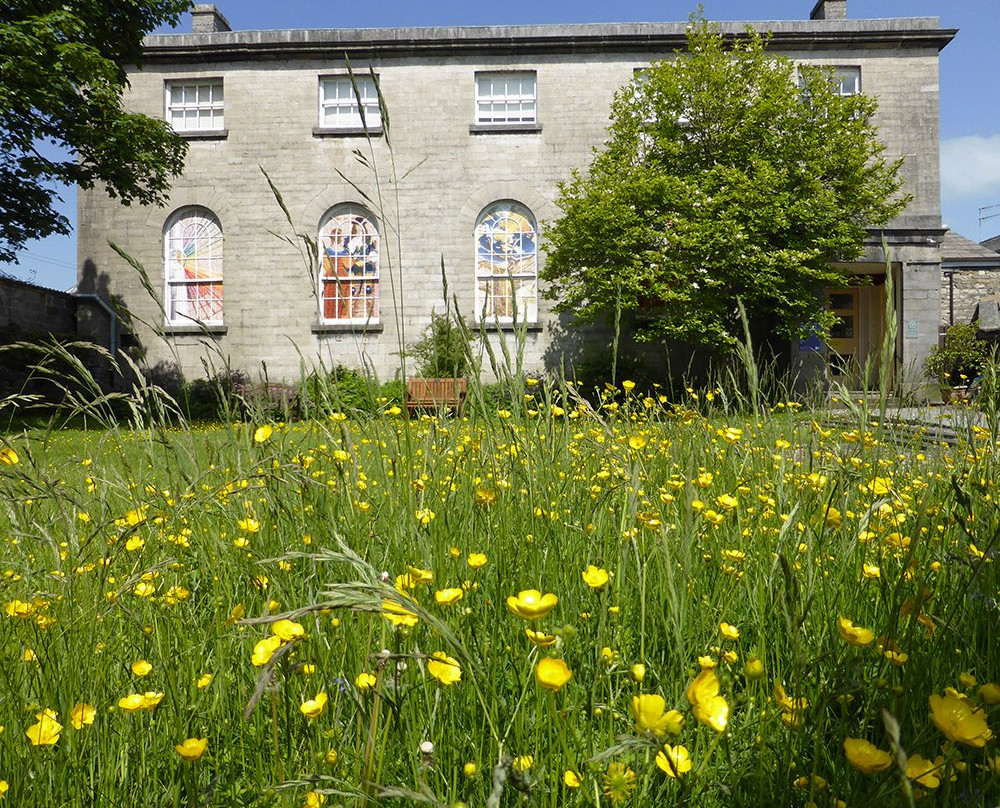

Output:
xmin=825 ymin=280 xmax=886 ymax=388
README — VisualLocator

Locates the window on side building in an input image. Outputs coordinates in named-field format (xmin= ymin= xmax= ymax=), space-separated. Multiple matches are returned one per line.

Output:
xmin=318 ymin=206 xmax=380 ymax=325
xmin=318 ymin=75 xmax=382 ymax=133
xmin=165 ymin=80 xmax=225 ymax=133
xmin=164 ymin=207 xmax=224 ymax=326
xmin=475 ymin=71 xmax=537 ymax=126
xmin=475 ymin=202 xmax=538 ymax=324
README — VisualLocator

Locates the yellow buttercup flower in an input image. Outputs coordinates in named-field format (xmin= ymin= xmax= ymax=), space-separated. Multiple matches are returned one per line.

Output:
xmin=131 ymin=659 xmax=153 ymax=677
xmin=300 ymin=691 xmax=328 ymax=718
xmin=582 ymin=565 xmax=609 ymax=589
xmin=237 ymin=517 xmax=260 ymax=533
xmin=175 ymin=737 xmax=208 ymax=761
xmin=196 ymin=673 xmax=214 ymax=689
xmin=563 ymin=770 xmax=582 ymax=788
xmin=686 ymin=670 xmax=728 ymax=732
xmin=382 ymin=599 xmax=419 ymax=627
xmin=304 ymin=791 xmax=326 ymax=808
xmin=355 ymin=672 xmax=377 ymax=691
xmin=837 ymin=616 xmax=874 ymax=646
xmin=979 ymin=683 xmax=1000 ymax=705
xmin=0 ymin=446 xmax=18 ymax=465
xmin=631 ymin=694 xmax=684 ymax=737
xmin=525 ymin=628 xmax=558 ymax=648
xmin=427 ymin=651 xmax=462 ymax=685
xmin=118 ymin=692 xmax=164 ymax=712
xmin=506 ymin=589 xmax=558 ymax=620
xmin=843 ymin=738 xmax=892 ymax=773
xmin=25 ymin=709 xmax=62 ymax=746
xmin=630 ymin=663 xmax=646 ymax=683
xmin=251 ymin=635 xmax=282 ymax=667
xmin=467 ymin=552 xmax=487 ymax=569
xmin=655 ymin=744 xmax=693 ymax=778
xmin=252 ymin=425 xmax=273 ymax=443
xmin=906 ymin=754 xmax=944 ymax=789
xmin=929 ymin=692 xmax=993 ymax=747
xmin=535 ymin=657 xmax=572 ymax=692
xmin=69 ymin=703 xmax=96 ymax=729
xmin=719 ymin=622 xmax=739 ymax=640
xmin=434 ymin=588 xmax=464 ymax=606
xmin=271 ymin=619 xmax=305 ymax=641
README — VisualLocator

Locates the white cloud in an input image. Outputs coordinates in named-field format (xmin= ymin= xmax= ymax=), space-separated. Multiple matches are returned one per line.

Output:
xmin=941 ymin=135 xmax=1000 ymax=201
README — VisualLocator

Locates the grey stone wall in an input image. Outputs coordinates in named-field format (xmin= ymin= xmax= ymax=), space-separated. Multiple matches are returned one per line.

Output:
xmin=941 ymin=269 xmax=1000 ymax=328
xmin=78 ymin=17 xmax=951 ymax=386
xmin=0 ymin=278 xmax=77 ymax=337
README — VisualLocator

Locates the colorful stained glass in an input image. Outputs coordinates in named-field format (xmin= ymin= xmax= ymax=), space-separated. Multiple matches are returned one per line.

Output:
xmin=319 ymin=210 xmax=379 ymax=323
xmin=476 ymin=203 xmax=537 ymax=322
xmin=165 ymin=209 xmax=223 ymax=325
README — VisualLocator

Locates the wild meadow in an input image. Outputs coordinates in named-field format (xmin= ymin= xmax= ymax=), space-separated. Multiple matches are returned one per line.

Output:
xmin=0 ymin=377 xmax=998 ymax=807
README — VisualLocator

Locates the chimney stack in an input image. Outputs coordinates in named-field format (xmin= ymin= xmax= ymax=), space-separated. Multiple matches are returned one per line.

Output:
xmin=191 ymin=4 xmax=231 ymax=33
xmin=810 ymin=0 xmax=847 ymax=20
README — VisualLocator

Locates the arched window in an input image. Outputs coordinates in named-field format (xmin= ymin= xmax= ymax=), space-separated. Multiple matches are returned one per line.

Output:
xmin=164 ymin=207 xmax=224 ymax=326
xmin=318 ymin=206 xmax=379 ymax=324
xmin=475 ymin=202 xmax=537 ymax=323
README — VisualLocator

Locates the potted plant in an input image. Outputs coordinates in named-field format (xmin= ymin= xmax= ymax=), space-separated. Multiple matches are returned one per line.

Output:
xmin=923 ymin=322 xmax=990 ymax=402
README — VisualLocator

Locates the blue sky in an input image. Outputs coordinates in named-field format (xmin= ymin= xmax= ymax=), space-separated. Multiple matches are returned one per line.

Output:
xmin=9 ymin=0 xmax=999 ymax=290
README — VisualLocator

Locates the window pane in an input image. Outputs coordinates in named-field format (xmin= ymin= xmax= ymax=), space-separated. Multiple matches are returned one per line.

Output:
xmin=166 ymin=80 xmax=224 ymax=132
xmin=475 ymin=72 xmax=537 ymax=124
xmin=320 ymin=76 xmax=380 ymax=129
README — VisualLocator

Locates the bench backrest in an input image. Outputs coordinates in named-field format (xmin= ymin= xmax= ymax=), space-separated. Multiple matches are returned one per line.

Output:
xmin=406 ymin=377 xmax=468 ymax=403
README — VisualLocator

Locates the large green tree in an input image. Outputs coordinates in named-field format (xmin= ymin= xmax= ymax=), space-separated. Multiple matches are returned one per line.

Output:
xmin=0 ymin=1 xmax=192 ymax=263
xmin=542 ymin=19 xmax=909 ymax=350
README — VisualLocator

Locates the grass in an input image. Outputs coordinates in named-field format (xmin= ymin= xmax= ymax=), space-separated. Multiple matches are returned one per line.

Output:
xmin=0 ymin=384 xmax=997 ymax=808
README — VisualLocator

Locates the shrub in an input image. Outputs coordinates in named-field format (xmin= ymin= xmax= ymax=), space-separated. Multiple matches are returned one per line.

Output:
xmin=408 ymin=313 xmax=473 ymax=378
xmin=923 ymin=322 xmax=990 ymax=387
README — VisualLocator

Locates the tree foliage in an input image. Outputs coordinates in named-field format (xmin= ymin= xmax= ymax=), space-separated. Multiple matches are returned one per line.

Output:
xmin=0 ymin=1 xmax=192 ymax=263
xmin=542 ymin=18 xmax=910 ymax=350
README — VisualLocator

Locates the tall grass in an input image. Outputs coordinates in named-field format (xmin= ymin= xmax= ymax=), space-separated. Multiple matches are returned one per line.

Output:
xmin=0 ymin=366 xmax=997 ymax=807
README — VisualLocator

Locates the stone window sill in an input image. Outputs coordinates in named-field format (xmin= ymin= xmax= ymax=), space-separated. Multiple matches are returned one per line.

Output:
xmin=176 ymin=130 xmax=228 ymax=141
xmin=469 ymin=123 xmax=543 ymax=135
xmin=313 ymin=127 xmax=384 ymax=138
xmin=312 ymin=323 xmax=384 ymax=334
xmin=163 ymin=324 xmax=228 ymax=336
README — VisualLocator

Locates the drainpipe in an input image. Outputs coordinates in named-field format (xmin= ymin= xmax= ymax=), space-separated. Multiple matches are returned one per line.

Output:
xmin=945 ymin=269 xmax=955 ymax=326
xmin=73 ymin=294 xmax=119 ymax=360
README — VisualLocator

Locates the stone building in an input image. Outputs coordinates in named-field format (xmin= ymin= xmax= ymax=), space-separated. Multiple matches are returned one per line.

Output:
xmin=939 ymin=231 xmax=1000 ymax=332
xmin=76 ymin=0 xmax=956 ymax=390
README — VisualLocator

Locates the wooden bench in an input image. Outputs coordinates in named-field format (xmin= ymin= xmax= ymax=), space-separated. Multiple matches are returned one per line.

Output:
xmin=406 ymin=377 xmax=468 ymax=415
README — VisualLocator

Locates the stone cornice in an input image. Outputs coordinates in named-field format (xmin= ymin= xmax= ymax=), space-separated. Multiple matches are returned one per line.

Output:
xmin=140 ymin=19 xmax=956 ymax=64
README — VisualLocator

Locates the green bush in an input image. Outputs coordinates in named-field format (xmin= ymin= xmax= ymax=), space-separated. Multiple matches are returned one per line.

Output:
xmin=408 ymin=313 xmax=473 ymax=378
xmin=924 ymin=322 xmax=990 ymax=387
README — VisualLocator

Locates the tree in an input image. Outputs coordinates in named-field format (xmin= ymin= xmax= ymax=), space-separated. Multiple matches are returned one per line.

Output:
xmin=0 ymin=1 xmax=192 ymax=263
xmin=542 ymin=18 xmax=909 ymax=351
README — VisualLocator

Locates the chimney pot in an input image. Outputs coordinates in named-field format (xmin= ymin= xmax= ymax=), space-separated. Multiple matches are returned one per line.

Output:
xmin=191 ymin=4 xmax=230 ymax=33
xmin=810 ymin=0 xmax=847 ymax=20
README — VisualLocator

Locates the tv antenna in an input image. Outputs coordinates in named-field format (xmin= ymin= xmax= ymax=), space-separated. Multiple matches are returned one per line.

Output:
xmin=980 ymin=203 xmax=1000 ymax=236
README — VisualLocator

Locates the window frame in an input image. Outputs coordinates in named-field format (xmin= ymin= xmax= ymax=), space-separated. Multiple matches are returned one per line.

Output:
xmin=163 ymin=207 xmax=224 ymax=328
xmin=164 ymin=79 xmax=225 ymax=135
xmin=829 ymin=66 xmax=862 ymax=96
xmin=317 ymin=205 xmax=381 ymax=327
xmin=474 ymin=201 xmax=539 ymax=326
xmin=316 ymin=74 xmax=382 ymax=135
xmin=473 ymin=70 xmax=538 ymax=129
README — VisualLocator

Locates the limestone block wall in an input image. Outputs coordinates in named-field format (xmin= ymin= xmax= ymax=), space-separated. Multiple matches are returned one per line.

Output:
xmin=77 ymin=17 xmax=953 ymax=385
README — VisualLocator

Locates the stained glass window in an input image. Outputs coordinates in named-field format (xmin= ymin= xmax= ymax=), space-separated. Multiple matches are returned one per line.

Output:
xmin=475 ymin=203 xmax=537 ymax=323
xmin=164 ymin=208 xmax=224 ymax=326
xmin=319 ymin=207 xmax=379 ymax=324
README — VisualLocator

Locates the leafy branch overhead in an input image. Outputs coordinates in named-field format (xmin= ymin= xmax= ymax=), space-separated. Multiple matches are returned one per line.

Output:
xmin=0 ymin=1 xmax=192 ymax=263
xmin=542 ymin=17 xmax=910 ymax=350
